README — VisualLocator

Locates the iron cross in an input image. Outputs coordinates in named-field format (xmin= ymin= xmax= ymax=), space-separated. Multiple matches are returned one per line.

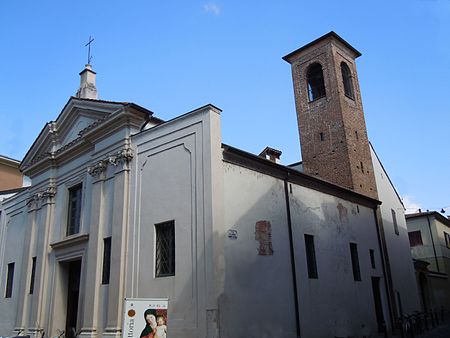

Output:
xmin=85 ymin=36 xmax=94 ymax=64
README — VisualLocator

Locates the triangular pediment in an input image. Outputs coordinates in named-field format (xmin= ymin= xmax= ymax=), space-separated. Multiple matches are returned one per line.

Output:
xmin=21 ymin=97 xmax=127 ymax=173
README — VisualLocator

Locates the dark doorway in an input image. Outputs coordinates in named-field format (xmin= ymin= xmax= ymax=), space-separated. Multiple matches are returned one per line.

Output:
xmin=371 ymin=277 xmax=384 ymax=332
xmin=66 ymin=260 xmax=81 ymax=338
xmin=419 ymin=273 xmax=429 ymax=312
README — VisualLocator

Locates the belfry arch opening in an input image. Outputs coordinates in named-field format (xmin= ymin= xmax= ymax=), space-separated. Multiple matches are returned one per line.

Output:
xmin=341 ymin=62 xmax=354 ymax=99
xmin=306 ymin=63 xmax=326 ymax=102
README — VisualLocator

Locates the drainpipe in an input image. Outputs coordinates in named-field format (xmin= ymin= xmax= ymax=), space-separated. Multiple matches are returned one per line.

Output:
xmin=426 ymin=215 xmax=440 ymax=272
xmin=284 ymin=177 xmax=302 ymax=338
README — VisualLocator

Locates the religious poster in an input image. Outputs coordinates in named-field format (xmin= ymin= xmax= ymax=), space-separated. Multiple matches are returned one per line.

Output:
xmin=123 ymin=298 xmax=168 ymax=338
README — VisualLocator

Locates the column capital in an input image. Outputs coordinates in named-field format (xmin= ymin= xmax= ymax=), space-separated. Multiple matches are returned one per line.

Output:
xmin=27 ymin=184 xmax=57 ymax=211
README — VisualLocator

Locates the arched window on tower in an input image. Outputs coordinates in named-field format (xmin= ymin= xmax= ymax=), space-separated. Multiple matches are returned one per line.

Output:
xmin=306 ymin=63 xmax=326 ymax=102
xmin=341 ymin=62 xmax=354 ymax=99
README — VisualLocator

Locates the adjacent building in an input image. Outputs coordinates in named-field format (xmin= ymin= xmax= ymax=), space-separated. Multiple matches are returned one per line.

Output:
xmin=406 ymin=211 xmax=450 ymax=311
xmin=0 ymin=156 xmax=24 ymax=192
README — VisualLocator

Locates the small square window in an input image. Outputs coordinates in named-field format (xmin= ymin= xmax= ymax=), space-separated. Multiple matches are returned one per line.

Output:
xmin=445 ymin=232 xmax=450 ymax=249
xmin=67 ymin=184 xmax=82 ymax=236
xmin=155 ymin=221 xmax=175 ymax=277
xmin=408 ymin=231 xmax=423 ymax=247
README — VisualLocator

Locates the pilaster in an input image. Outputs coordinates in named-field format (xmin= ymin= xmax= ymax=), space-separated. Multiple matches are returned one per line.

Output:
xmin=104 ymin=147 xmax=133 ymax=338
xmin=14 ymin=207 xmax=36 ymax=332
xmin=79 ymin=167 xmax=105 ymax=338
xmin=14 ymin=184 xmax=56 ymax=335
xmin=29 ymin=185 xmax=56 ymax=335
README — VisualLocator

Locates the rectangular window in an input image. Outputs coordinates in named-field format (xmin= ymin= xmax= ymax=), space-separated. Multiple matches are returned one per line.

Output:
xmin=102 ymin=237 xmax=112 ymax=285
xmin=5 ymin=262 xmax=14 ymax=298
xmin=350 ymin=243 xmax=361 ymax=281
xmin=29 ymin=257 xmax=37 ymax=294
xmin=304 ymin=234 xmax=318 ymax=279
xmin=67 ymin=184 xmax=82 ymax=236
xmin=369 ymin=249 xmax=376 ymax=269
xmin=155 ymin=221 xmax=175 ymax=277
xmin=445 ymin=232 xmax=450 ymax=249
xmin=408 ymin=231 xmax=423 ymax=247
xmin=391 ymin=209 xmax=399 ymax=235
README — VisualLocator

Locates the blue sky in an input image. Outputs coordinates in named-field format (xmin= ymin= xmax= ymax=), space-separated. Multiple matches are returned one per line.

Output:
xmin=1 ymin=0 xmax=449 ymax=214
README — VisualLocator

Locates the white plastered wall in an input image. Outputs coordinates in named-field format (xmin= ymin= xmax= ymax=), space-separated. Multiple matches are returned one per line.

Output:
xmin=128 ymin=106 xmax=222 ymax=338
xmin=370 ymin=146 xmax=421 ymax=315
xmin=219 ymin=161 xmax=389 ymax=338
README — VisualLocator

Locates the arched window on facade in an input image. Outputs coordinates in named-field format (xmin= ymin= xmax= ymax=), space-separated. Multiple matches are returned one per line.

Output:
xmin=341 ymin=62 xmax=354 ymax=99
xmin=306 ymin=63 xmax=326 ymax=102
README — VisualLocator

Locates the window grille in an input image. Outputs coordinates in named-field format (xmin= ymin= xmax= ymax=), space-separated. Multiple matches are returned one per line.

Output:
xmin=155 ymin=221 xmax=175 ymax=277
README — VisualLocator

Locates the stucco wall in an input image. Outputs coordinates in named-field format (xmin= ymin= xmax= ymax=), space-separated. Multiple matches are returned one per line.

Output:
xmin=129 ymin=106 xmax=222 ymax=338
xmin=0 ymin=193 xmax=28 ymax=335
xmin=371 ymin=146 xmax=421 ymax=315
xmin=0 ymin=105 xmax=146 ymax=338
xmin=220 ymin=161 xmax=388 ymax=338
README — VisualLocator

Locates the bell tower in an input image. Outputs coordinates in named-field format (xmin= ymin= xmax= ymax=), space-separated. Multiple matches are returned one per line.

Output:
xmin=283 ymin=32 xmax=378 ymax=199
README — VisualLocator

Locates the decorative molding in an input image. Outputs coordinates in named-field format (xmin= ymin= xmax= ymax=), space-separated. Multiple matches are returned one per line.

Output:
xmin=50 ymin=233 xmax=89 ymax=250
xmin=109 ymin=147 xmax=134 ymax=166
xmin=27 ymin=184 xmax=57 ymax=210
xmin=87 ymin=159 xmax=108 ymax=176
xmin=48 ymin=121 xmax=57 ymax=133
xmin=88 ymin=147 xmax=134 ymax=177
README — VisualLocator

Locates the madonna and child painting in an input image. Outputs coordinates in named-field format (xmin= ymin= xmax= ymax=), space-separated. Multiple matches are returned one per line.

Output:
xmin=140 ymin=308 xmax=167 ymax=338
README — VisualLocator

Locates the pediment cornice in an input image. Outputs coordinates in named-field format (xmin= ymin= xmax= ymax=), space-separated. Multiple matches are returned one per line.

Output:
xmin=20 ymin=97 xmax=151 ymax=178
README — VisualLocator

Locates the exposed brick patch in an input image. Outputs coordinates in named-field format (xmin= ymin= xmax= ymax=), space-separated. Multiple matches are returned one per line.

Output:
xmin=255 ymin=220 xmax=274 ymax=256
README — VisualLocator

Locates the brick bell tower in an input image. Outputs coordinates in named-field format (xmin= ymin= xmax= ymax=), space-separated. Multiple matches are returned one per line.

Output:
xmin=283 ymin=32 xmax=378 ymax=199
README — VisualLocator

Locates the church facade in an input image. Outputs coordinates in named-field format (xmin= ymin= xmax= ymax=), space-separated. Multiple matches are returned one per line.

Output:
xmin=0 ymin=32 xmax=419 ymax=338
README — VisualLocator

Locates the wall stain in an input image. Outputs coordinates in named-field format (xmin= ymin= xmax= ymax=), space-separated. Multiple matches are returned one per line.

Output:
xmin=337 ymin=203 xmax=348 ymax=223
